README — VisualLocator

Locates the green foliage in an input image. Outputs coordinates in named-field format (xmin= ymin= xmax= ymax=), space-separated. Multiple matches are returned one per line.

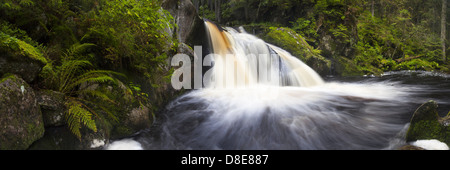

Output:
xmin=128 ymin=82 xmax=149 ymax=109
xmin=198 ymin=5 xmax=216 ymax=20
xmin=0 ymin=20 xmax=37 ymax=46
xmin=396 ymin=59 xmax=440 ymax=71
xmin=353 ymin=6 xmax=443 ymax=75
xmin=291 ymin=18 xmax=318 ymax=42
xmin=217 ymin=0 xmax=450 ymax=74
xmin=40 ymin=43 xmax=125 ymax=140
xmin=1 ymin=0 xmax=177 ymax=140
xmin=330 ymin=24 xmax=350 ymax=41
xmin=0 ymin=0 xmax=35 ymax=11
xmin=84 ymin=0 xmax=176 ymax=70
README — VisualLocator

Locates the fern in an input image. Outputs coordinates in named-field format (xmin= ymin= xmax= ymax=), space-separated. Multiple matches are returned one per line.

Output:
xmin=65 ymin=99 xmax=97 ymax=140
xmin=77 ymin=89 xmax=116 ymax=105
xmin=62 ymin=73 xmax=116 ymax=94
xmin=77 ymin=98 xmax=119 ymax=123
xmin=64 ymin=43 xmax=96 ymax=60
xmin=42 ymin=43 xmax=127 ymax=139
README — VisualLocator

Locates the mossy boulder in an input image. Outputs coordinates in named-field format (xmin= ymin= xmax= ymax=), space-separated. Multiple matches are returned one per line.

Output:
xmin=0 ymin=74 xmax=45 ymax=150
xmin=332 ymin=55 xmax=364 ymax=76
xmin=262 ymin=27 xmax=332 ymax=76
xmin=0 ymin=32 xmax=47 ymax=83
xmin=405 ymin=100 xmax=450 ymax=145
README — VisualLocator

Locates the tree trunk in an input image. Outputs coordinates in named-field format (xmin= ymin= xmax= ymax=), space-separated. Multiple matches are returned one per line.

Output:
xmin=255 ymin=0 xmax=262 ymax=22
xmin=441 ymin=0 xmax=447 ymax=62
xmin=209 ymin=0 xmax=213 ymax=11
xmin=371 ymin=0 xmax=375 ymax=18
xmin=215 ymin=0 xmax=221 ymax=23
xmin=244 ymin=4 xmax=249 ymax=22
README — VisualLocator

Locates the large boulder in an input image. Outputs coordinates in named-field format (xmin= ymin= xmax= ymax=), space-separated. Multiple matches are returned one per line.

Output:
xmin=110 ymin=105 xmax=153 ymax=139
xmin=0 ymin=33 xmax=47 ymax=83
xmin=0 ymin=74 xmax=45 ymax=149
xmin=124 ymin=106 xmax=152 ymax=132
xmin=36 ymin=90 xmax=66 ymax=127
xmin=162 ymin=0 xmax=205 ymax=46
xmin=405 ymin=100 xmax=450 ymax=145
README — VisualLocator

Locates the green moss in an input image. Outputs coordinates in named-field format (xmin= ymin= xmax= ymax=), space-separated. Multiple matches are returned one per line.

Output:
xmin=16 ymin=39 xmax=47 ymax=64
xmin=405 ymin=101 xmax=450 ymax=146
xmin=333 ymin=56 xmax=364 ymax=76
xmin=0 ymin=74 xmax=45 ymax=149
xmin=0 ymin=73 xmax=16 ymax=83
xmin=264 ymin=27 xmax=317 ymax=61
xmin=394 ymin=58 xmax=440 ymax=71
xmin=111 ymin=126 xmax=133 ymax=138
xmin=262 ymin=27 xmax=331 ymax=75
xmin=407 ymin=119 xmax=443 ymax=140
xmin=0 ymin=32 xmax=47 ymax=64
xmin=26 ymin=121 xmax=44 ymax=145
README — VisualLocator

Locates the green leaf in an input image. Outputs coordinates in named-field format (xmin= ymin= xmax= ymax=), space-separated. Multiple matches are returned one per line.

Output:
xmin=65 ymin=99 xmax=97 ymax=140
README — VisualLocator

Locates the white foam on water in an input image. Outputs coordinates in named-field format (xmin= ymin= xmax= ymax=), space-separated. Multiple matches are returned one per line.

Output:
xmin=105 ymin=139 xmax=143 ymax=150
xmin=203 ymin=21 xmax=324 ymax=89
xmin=411 ymin=139 xmax=449 ymax=150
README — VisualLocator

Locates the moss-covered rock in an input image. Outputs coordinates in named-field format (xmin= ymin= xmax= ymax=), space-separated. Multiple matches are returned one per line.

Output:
xmin=262 ymin=27 xmax=332 ymax=76
xmin=110 ymin=105 xmax=152 ymax=139
xmin=0 ymin=74 xmax=45 ymax=150
xmin=332 ymin=55 xmax=364 ymax=76
xmin=0 ymin=32 xmax=47 ymax=83
xmin=405 ymin=100 xmax=450 ymax=146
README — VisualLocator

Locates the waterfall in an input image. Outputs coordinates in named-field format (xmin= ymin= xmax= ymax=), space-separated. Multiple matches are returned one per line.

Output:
xmin=203 ymin=21 xmax=324 ymax=88
xmin=110 ymin=21 xmax=421 ymax=150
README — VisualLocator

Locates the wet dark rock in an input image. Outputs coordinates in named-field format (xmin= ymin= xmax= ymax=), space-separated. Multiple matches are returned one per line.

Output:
xmin=36 ymin=90 xmax=66 ymax=127
xmin=28 ymin=126 xmax=108 ymax=150
xmin=0 ymin=34 xmax=47 ymax=83
xmin=398 ymin=145 xmax=425 ymax=150
xmin=0 ymin=74 xmax=44 ymax=149
xmin=162 ymin=0 xmax=204 ymax=46
xmin=405 ymin=100 xmax=450 ymax=145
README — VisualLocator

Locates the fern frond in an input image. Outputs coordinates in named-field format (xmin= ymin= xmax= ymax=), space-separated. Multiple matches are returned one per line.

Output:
xmin=77 ymin=89 xmax=116 ymax=104
xmin=62 ymin=69 xmax=126 ymax=92
xmin=77 ymin=98 xmax=119 ymax=123
xmin=65 ymin=99 xmax=98 ymax=140
xmin=58 ymin=60 xmax=94 ymax=92
xmin=63 ymin=75 xmax=116 ymax=93
xmin=76 ymin=69 xmax=126 ymax=79
xmin=65 ymin=43 xmax=96 ymax=59
xmin=97 ymin=105 xmax=119 ymax=123
xmin=66 ymin=101 xmax=83 ymax=139
xmin=60 ymin=57 xmax=93 ymax=69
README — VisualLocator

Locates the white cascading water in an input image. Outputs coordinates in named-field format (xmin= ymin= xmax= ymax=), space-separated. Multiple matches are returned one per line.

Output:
xmin=203 ymin=21 xmax=324 ymax=88
xmin=107 ymin=21 xmax=425 ymax=150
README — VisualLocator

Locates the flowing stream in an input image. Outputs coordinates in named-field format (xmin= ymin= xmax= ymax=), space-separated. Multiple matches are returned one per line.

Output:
xmin=106 ymin=22 xmax=450 ymax=150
